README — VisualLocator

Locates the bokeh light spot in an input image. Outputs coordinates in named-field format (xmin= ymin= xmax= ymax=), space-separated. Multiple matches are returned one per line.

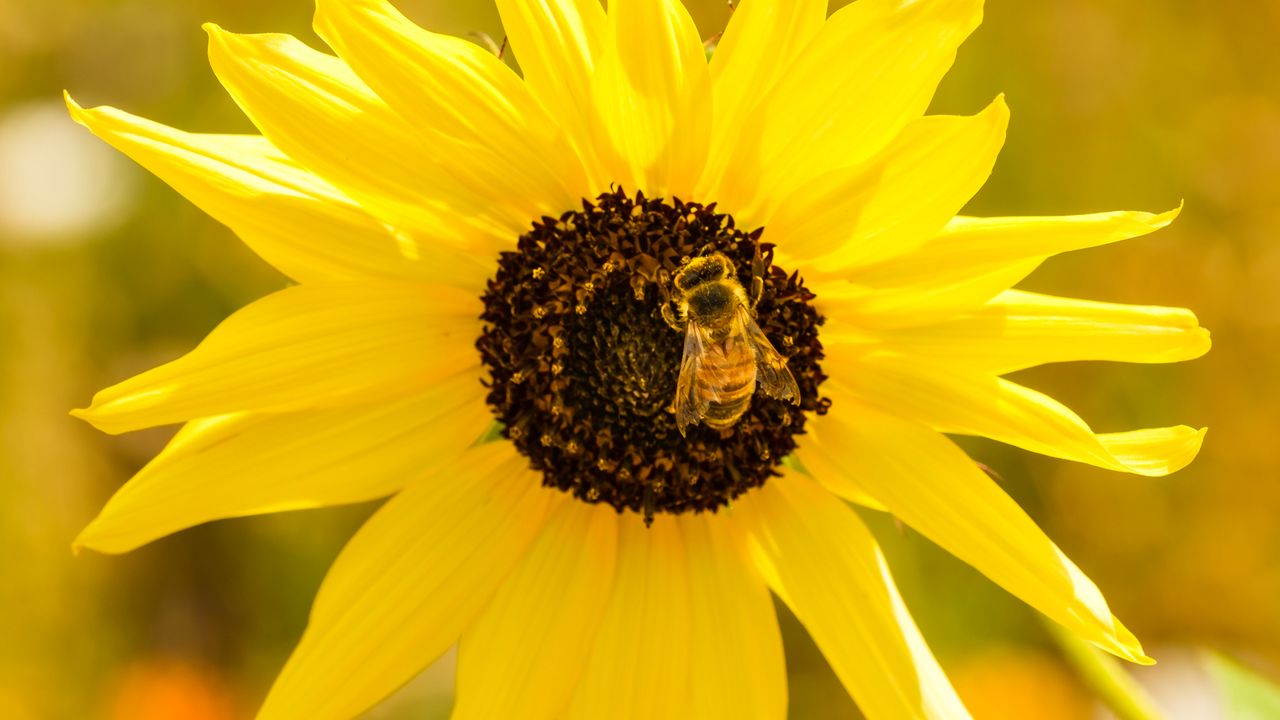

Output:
xmin=0 ymin=101 xmax=135 ymax=247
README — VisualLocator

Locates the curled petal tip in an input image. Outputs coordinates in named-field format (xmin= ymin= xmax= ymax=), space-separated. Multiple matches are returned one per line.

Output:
xmin=981 ymin=93 xmax=1011 ymax=129
xmin=1120 ymin=646 xmax=1157 ymax=666
xmin=1153 ymin=201 xmax=1184 ymax=227
xmin=64 ymin=91 xmax=90 ymax=126
xmin=70 ymin=405 xmax=125 ymax=435
xmin=71 ymin=524 xmax=96 ymax=556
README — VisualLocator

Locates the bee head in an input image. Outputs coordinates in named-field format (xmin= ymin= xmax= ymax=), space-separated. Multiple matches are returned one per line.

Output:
xmin=674 ymin=252 xmax=735 ymax=292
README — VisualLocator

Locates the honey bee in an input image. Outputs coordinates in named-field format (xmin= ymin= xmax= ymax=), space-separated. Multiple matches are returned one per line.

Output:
xmin=662 ymin=252 xmax=800 ymax=435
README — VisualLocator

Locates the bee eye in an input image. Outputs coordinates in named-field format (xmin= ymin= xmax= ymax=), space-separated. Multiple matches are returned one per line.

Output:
xmin=713 ymin=254 xmax=734 ymax=278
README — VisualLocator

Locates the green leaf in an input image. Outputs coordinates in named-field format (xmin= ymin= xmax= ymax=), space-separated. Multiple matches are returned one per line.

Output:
xmin=1206 ymin=653 xmax=1280 ymax=720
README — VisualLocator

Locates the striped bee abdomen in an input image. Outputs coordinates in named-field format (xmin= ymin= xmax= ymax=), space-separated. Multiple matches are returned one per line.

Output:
xmin=698 ymin=338 xmax=758 ymax=428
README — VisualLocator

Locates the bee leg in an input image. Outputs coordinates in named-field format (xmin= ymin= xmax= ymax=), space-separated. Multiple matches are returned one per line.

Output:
xmin=655 ymin=267 xmax=672 ymax=302
xmin=750 ymin=274 xmax=764 ymax=310
xmin=748 ymin=250 xmax=765 ymax=308
xmin=661 ymin=302 xmax=683 ymax=332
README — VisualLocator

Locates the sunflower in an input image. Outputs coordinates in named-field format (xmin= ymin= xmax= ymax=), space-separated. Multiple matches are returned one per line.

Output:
xmin=69 ymin=0 xmax=1209 ymax=718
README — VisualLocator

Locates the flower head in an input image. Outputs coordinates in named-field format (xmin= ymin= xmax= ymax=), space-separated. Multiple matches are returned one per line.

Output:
xmin=69 ymin=0 xmax=1209 ymax=718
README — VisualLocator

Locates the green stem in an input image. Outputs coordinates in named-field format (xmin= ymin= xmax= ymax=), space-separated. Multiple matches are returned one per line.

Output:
xmin=1046 ymin=621 xmax=1165 ymax=720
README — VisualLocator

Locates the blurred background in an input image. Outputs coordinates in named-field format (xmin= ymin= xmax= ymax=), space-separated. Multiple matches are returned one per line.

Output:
xmin=0 ymin=0 xmax=1275 ymax=717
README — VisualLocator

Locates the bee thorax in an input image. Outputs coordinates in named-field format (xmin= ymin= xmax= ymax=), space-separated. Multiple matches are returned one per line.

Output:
xmin=685 ymin=283 xmax=738 ymax=326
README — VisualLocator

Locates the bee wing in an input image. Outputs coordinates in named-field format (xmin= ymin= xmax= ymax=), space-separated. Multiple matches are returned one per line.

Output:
xmin=736 ymin=305 xmax=801 ymax=404
xmin=674 ymin=320 xmax=718 ymax=435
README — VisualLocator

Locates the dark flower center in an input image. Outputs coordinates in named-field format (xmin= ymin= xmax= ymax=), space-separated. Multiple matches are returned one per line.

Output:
xmin=477 ymin=189 xmax=828 ymax=523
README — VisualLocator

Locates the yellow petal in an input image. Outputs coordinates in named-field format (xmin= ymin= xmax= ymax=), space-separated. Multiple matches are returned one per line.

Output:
xmin=731 ymin=475 xmax=971 ymax=719
xmin=453 ymin=501 xmax=618 ymax=720
xmin=204 ymin=25 xmax=511 ymax=250
xmin=784 ymin=443 xmax=887 ymax=512
xmin=874 ymin=289 xmax=1211 ymax=373
xmin=774 ymin=97 xmax=1009 ymax=272
xmin=844 ymin=357 xmax=1206 ymax=476
xmin=258 ymin=444 xmax=555 ymax=720
xmin=895 ymin=206 xmax=1183 ymax=273
xmin=714 ymin=0 xmax=983 ymax=218
xmin=565 ymin=515 xmax=691 ymax=719
xmin=828 ymin=207 xmax=1181 ymax=329
xmin=73 ymin=282 xmax=479 ymax=434
xmin=680 ymin=513 xmax=788 ymax=720
xmin=65 ymin=95 xmax=488 ymax=289
xmin=493 ymin=0 xmax=607 ymax=185
xmin=802 ymin=404 xmax=1153 ymax=664
xmin=589 ymin=0 xmax=711 ymax=198
xmin=698 ymin=0 xmax=825 ymax=206
xmin=74 ymin=371 xmax=489 ymax=554
xmin=312 ymin=0 xmax=588 ymax=212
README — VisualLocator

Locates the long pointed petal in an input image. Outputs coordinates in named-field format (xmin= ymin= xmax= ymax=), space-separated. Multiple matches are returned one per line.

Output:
xmin=714 ymin=0 xmax=984 ymax=219
xmin=698 ymin=0 xmax=825 ymax=206
xmin=565 ymin=515 xmax=692 ymax=719
xmin=493 ymin=0 xmax=607 ymax=185
xmin=824 ymin=207 xmax=1181 ymax=329
xmin=453 ymin=501 xmax=618 ymax=720
xmin=204 ymin=26 xmax=511 ymax=249
xmin=74 ymin=371 xmax=489 ymax=554
xmin=843 ymin=358 xmax=1206 ymax=476
xmin=589 ymin=0 xmax=711 ymax=198
xmin=874 ymin=289 xmax=1211 ymax=373
xmin=885 ymin=206 xmax=1183 ymax=275
xmin=313 ymin=0 xmax=588 ymax=211
xmin=73 ymin=282 xmax=479 ymax=434
xmin=731 ymin=475 xmax=971 ymax=719
xmin=66 ymin=96 xmax=486 ymax=287
xmin=681 ymin=513 xmax=788 ymax=720
xmin=258 ymin=444 xmax=556 ymax=720
xmin=773 ymin=98 xmax=1009 ymax=272
xmin=802 ymin=405 xmax=1152 ymax=664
